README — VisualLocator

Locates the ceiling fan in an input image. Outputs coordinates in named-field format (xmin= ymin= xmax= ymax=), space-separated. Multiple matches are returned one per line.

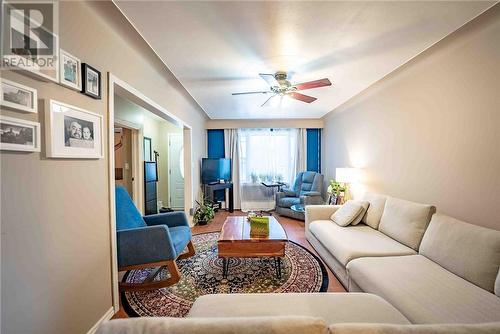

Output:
xmin=232 ymin=71 xmax=332 ymax=107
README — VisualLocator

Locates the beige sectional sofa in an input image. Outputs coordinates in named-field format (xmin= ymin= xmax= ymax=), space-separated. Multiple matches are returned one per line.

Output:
xmin=305 ymin=194 xmax=500 ymax=325
xmin=98 ymin=293 xmax=500 ymax=334
xmin=97 ymin=193 xmax=500 ymax=333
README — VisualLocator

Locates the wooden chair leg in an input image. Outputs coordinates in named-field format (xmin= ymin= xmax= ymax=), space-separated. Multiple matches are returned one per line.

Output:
xmin=177 ymin=240 xmax=195 ymax=260
xmin=119 ymin=260 xmax=181 ymax=292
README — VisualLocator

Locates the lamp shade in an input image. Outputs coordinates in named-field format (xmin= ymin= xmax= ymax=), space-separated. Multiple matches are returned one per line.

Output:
xmin=335 ymin=167 xmax=359 ymax=183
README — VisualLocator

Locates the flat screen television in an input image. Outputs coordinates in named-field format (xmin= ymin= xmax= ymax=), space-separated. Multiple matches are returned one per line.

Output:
xmin=202 ymin=158 xmax=231 ymax=184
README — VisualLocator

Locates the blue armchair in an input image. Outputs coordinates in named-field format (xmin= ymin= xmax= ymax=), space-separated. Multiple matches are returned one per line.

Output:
xmin=276 ymin=171 xmax=324 ymax=220
xmin=115 ymin=186 xmax=195 ymax=291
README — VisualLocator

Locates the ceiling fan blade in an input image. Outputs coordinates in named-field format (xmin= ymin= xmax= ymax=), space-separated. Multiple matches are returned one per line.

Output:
xmin=261 ymin=94 xmax=277 ymax=107
xmin=259 ymin=73 xmax=279 ymax=87
xmin=293 ymin=78 xmax=332 ymax=91
xmin=288 ymin=92 xmax=317 ymax=103
xmin=232 ymin=91 xmax=272 ymax=95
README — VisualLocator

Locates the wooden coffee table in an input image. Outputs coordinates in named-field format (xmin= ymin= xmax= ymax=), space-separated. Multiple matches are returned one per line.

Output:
xmin=218 ymin=216 xmax=288 ymax=279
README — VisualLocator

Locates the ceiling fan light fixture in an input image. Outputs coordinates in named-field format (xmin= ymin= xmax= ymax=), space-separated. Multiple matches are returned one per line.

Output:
xmin=232 ymin=71 xmax=332 ymax=105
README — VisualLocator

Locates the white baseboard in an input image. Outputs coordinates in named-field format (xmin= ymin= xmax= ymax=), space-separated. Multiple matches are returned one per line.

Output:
xmin=86 ymin=307 xmax=115 ymax=334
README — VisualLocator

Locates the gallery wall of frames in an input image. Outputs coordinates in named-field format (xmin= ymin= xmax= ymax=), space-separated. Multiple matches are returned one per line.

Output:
xmin=0 ymin=48 xmax=103 ymax=158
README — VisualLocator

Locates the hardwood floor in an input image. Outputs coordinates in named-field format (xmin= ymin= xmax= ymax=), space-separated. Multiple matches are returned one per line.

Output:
xmin=113 ymin=210 xmax=345 ymax=319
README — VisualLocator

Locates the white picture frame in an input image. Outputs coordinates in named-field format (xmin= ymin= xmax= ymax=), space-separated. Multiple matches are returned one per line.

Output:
xmin=0 ymin=78 xmax=38 ymax=113
xmin=45 ymin=99 xmax=104 ymax=159
xmin=2 ymin=54 xmax=60 ymax=84
xmin=59 ymin=49 xmax=82 ymax=90
xmin=0 ymin=116 xmax=41 ymax=152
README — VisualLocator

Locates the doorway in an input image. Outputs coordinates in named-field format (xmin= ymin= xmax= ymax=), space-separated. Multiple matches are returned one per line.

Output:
xmin=107 ymin=74 xmax=194 ymax=312
xmin=114 ymin=127 xmax=133 ymax=198
xmin=168 ymin=133 xmax=184 ymax=210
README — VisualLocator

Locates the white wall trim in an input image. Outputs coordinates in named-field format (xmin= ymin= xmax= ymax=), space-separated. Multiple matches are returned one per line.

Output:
xmin=86 ymin=307 xmax=115 ymax=334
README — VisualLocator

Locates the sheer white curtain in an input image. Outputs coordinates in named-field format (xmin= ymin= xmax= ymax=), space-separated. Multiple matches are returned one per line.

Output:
xmin=238 ymin=128 xmax=301 ymax=211
xmin=294 ymin=128 xmax=307 ymax=177
xmin=224 ymin=129 xmax=241 ymax=209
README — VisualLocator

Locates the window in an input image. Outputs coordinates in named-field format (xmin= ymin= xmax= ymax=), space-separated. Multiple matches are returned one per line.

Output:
xmin=239 ymin=128 xmax=298 ymax=185
xmin=238 ymin=128 xmax=299 ymax=211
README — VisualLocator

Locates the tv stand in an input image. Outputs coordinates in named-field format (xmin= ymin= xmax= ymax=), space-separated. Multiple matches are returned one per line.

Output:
xmin=203 ymin=182 xmax=234 ymax=213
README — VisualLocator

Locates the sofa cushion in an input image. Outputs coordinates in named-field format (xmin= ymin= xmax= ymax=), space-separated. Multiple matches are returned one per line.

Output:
xmin=188 ymin=293 xmax=410 ymax=325
xmin=347 ymin=255 xmax=500 ymax=324
xmin=350 ymin=201 xmax=370 ymax=226
xmin=361 ymin=193 xmax=387 ymax=229
xmin=308 ymin=221 xmax=416 ymax=266
xmin=96 ymin=316 xmax=326 ymax=334
xmin=329 ymin=322 xmax=500 ymax=334
xmin=331 ymin=201 xmax=364 ymax=227
xmin=419 ymin=214 xmax=500 ymax=294
xmin=378 ymin=197 xmax=435 ymax=250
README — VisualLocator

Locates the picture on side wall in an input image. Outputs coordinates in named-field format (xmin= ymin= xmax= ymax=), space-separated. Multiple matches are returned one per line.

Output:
xmin=81 ymin=63 xmax=101 ymax=99
xmin=46 ymin=99 xmax=103 ymax=158
xmin=0 ymin=116 xmax=41 ymax=152
xmin=0 ymin=78 xmax=38 ymax=113
xmin=59 ymin=49 xmax=81 ymax=90
xmin=64 ymin=115 xmax=94 ymax=148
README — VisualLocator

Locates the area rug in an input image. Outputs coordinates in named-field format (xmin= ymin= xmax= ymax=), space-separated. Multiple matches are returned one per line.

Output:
xmin=122 ymin=232 xmax=328 ymax=317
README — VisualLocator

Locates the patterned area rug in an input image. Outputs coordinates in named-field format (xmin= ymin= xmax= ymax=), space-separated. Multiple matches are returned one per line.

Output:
xmin=122 ymin=232 xmax=328 ymax=317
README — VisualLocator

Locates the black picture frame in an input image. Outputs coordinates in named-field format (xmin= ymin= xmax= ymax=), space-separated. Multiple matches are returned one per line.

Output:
xmin=144 ymin=137 xmax=152 ymax=161
xmin=81 ymin=63 xmax=101 ymax=99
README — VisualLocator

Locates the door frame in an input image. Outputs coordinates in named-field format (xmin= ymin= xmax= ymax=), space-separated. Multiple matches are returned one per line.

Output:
xmin=167 ymin=132 xmax=184 ymax=210
xmin=107 ymin=73 xmax=194 ymax=312
xmin=114 ymin=120 xmax=143 ymax=211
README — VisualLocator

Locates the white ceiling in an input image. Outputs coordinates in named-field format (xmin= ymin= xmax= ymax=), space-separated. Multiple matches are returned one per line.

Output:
xmin=116 ymin=1 xmax=493 ymax=119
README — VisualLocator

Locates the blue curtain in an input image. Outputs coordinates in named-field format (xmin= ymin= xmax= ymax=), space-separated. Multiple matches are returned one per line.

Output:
xmin=306 ymin=129 xmax=321 ymax=173
xmin=207 ymin=129 xmax=225 ymax=158
xmin=207 ymin=129 xmax=225 ymax=202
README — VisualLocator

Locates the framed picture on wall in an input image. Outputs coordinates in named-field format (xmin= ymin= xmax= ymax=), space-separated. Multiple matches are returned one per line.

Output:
xmin=0 ymin=116 xmax=41 ymax=152
xmin=59 ymin=49 xmax=81 ymax=91
xmin=45 ymin=99 xmax=104 ymax=158
xmin=144 ymin=137 xmax=152 ymax=161
xmin=0 ymin=78 xmax=38 ymax=113
xmin=81 ymin=63 xmax=101 ymax=99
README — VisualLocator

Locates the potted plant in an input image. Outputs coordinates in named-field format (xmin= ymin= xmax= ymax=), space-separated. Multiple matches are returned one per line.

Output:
xmin=250 ymin=172 xmax=258 ymax=183
xmin=327 ymin=180 xmax=346 ymax=205
xmin=193 ymin=192 xmax=215 ymax=225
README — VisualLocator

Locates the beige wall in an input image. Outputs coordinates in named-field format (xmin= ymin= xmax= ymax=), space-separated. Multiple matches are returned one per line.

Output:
xmin=322 ymin=5 xmax=500 ymax=230
xmin=206 ymin=118 xmax=323 ymax=129
xmin=1 ymin=2 xmax=207 ymax=334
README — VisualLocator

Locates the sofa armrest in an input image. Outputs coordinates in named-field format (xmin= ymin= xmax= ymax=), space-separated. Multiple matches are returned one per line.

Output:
xmin=276 ymin=191 xmax=286 ymax=201
xmin=305 ymin=205 xmax=341 ymax=231
xmin=282 ymin=188 xmax=297 ymax=197
xmin=301 ymin=192 xmax=324 ymax=206
xmin=302 ymin=191 xmax=321 ymax=197
xmin=117 ymin=225 xmax=176 ymax=268
xmin=143 ymin=211 xmax=189 ymax=228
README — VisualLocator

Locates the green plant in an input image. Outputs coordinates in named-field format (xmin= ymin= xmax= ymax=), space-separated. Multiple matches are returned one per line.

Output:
xmin=327 ymin=180 xmax=346 ymax=196
xmin=193 ymin=192 xmax=215 ymax=224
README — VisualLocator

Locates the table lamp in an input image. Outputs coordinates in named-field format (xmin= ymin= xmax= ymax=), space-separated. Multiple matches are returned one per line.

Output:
xmin=335 ymin=167 xmax=360 ymax=202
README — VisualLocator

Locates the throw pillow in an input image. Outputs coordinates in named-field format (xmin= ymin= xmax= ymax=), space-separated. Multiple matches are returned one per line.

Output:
xmin=331 ymin=201 xmax=364 ymax=227
xmin=350 ymin=201 xmax=370 ymax=225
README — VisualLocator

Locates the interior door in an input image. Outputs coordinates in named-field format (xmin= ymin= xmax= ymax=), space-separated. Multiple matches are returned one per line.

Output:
xmin=168 ymin=133 xmax=184 ymax=210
